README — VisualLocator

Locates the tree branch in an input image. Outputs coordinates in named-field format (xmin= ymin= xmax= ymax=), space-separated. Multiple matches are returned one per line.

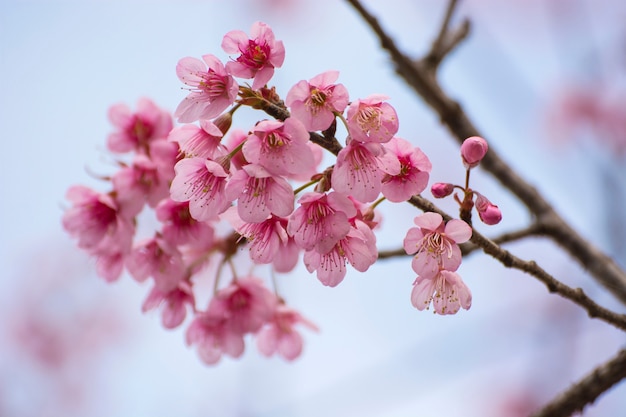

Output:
xmin=344 ymin=0 xmax=626 ymax=305
xmin=530 ymin=348 xmax=626 ymax=417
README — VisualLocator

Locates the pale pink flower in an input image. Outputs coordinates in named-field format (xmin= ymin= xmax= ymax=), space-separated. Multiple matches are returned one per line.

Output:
xmin=186 ymin=312 xmax=245 ymax=365
xmin=168 ymin=120 xmax=225 ymax=159
xmin=460 ymin=136 xmax=488 ymax=169
xmin=256 ymin=304 xmax=319 ymax=361
xmin=225 ymin=164 xmax=294 ymax=223
xmin=243 ymin=118 xmax=314 ymax=177
xmin=95 ymin=251 xmax=126 ymax=283
xmin=174 ymin=54 xmax=238 ymax=123
xmin=403 ymin=212 xmax=472 ymax=279
xmin=303 ymin=220 xmax=377 ymax=287
xmin=225 ymin=211 xmax=299 ymax=272
xmin=208 ymin=276 xmax=277 ymax=334
xmin=332 ymin=140 xmax=399 ymax=203
xmin=285 ymin=70 xmax=349 ymax=131
xmin=169 ymin=157 xmax=231 ymax=221
xmin=381 ymin=137 xmax=432 ymax=202
xmin=112 ymin=154 xmax=171 ymax=217
xmin=222 ymin=22 xmax=285 ymax=90
xmin=475 ymin=192 xmax=502 ymax=225
xmin=62 ymin=185 xmax=134 ymax=256
xmin=142 ymin=282 xmax=195 ymax=329
xmin=431 ymin=182 xmax=455 ymax=198
xmin=107 ymin=98 xmax=173 ymax=154
xmin=126 ymin=236 xmax=186 ymax=292
xmin=346 ymin=94 xmax=399 ymax=143
xmin=287 ymin=191 xmax=357 ymax=254
xmin=411 ymin=270 xmax=472 ymax=315
xmin=156 ymin=199 xmax=215 ymax=247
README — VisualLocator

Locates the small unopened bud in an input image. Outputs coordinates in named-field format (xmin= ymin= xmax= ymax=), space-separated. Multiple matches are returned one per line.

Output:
xmin=461 ymin=136 xmax=489 ymax=169
xmin=213 ymin=112 xmax=233 ymax=135
xmin=431 ymin=182 xmax=455 ymax=198
xmin=475 ymin=193 xmax=502 ymax=225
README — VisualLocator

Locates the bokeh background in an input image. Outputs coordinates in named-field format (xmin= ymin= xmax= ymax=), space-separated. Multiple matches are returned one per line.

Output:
xmin=1 ymin=0 xmax=625 ymax=416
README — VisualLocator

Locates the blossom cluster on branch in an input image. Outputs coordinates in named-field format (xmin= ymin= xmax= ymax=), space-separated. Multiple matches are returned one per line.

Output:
xmin=62 ymin=21 xmax=499 ymax=364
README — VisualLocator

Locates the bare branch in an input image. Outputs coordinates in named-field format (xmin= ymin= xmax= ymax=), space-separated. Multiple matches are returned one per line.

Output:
xmin=460 ymin=222 xmax=546 ymax=255
xmin=344 ymin=0 xmax=626 ymax=304
xmin=422 ymin=0 xmax=471 ymax=70
xmin=530 ymin=348 xmax=626 ymax=417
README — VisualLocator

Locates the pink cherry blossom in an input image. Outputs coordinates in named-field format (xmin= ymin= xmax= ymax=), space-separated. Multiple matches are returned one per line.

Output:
xmin=346 ymin=94 xmax=399 ymax=143
xmin=222 ymin=21 xmax=285 ymax=90
xmin=256 ymin=304 xmax=319 ymax=361
xmin=62 ymin=185 xmax=134 ymax=256
xmin=112 ymin=154 xmax=171 ymax=217
xmin=168 ymin=120 xmax=225 ymax=159
xmin=156 ymin=199 xmax=215 ymax=247
xmin=224 ymin=164 xmax=294 ymax=223
xmin=287 ymin=191 xmax=357 ymax=254
xmin=126 ymin=236 xmax=186 ymax=292
xmin=95 ymin=251 xmax=126 ymax=282
xmin=242 ymin=118 xmax=314 ymax=177
xmin=142 ymin=282 xmax=195 ymax=329
xmin=107 ymin=98 xmax=173 ymax=154
xmin=331 ymin=140 xmax=400 ymax=203
xmin=381 ymin=137 xmax=432 ymax=202
xmin=186 ymin=312 xmax=245 ymax=365
xmin=475 ymin=192 xmax=502 ymax=225
xmin=431 ymin=182 xmax=455 ymax=199
xmin=169 ymin=157 xmax=231 ymax=221
xmin=208 ymin=277 xmax=277 ymax=334
xmin=403 ymin=212 xmax=472 ymax=279
xmin=460 ymin=136 xmax=489 ymax=169
xmin=411 ymin=270 xmax=472 ymax=315
xmin=285 ymin=70 xmax=349 ymax=131
xmin=174 ymin=54 xmax=238 ymax=123
xmin=223 ymin=128 xmax=249 ymax=170
xmin=303 ymin=219 xmax=377 ymax=287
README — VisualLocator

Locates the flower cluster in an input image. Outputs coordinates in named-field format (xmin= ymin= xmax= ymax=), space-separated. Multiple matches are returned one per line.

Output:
xmin=63 ymin=21 xmax=483 ymax=365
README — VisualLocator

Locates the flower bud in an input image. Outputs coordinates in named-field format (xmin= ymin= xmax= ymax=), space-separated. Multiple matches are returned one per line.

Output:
xmin=431 ymin=182 xmax=455 ymax=198
xmin=461 ymin=136 xmax=488 ymax=169
xmin=475 ymin=193 xmax=502 ymax=225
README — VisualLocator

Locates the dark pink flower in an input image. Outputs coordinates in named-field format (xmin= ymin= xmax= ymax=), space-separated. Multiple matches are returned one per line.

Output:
xmin=142 ymin=282 xmax=195 ymax=329
xmin=285 ymin=70 xmax=349 ymax=131
xmin=460 ymin=136 xmax=488 ymax=169
xmin=174 ymin=54 xmax=238 ymax=123
xmin=346 ymin=94 xmax=398 ymax=143
xmin=475 ymin=192 xmax=502 ymax=225
xmin=243 ymin=118 xmax=314 ymax=177
xmin=403 ymin=212 xmax=472 ymax=279
xmin=168 ymin=120 xmax=225 ymax=159
xmin=256 ymin=304 xmax=318 ymax=361
xmin=222 ymin=22 xmax=285 ymax=90
xmin=107 ymin=98 xmax=173 ymax=154
xmin=381 ymin=137 xmax=432 ymax=202
xmin=224 ymin=164 xmax=294 ymax=223
xmin=126 ymin=236 xmax=186 ymax=292
xmin=431 ymin=182 xmax=455 ymax=198
xmin=411 ymin=270 xmax=472 ymax=315
xmin=287 ymin=191 xmax=357 ymax=254
xmin=169 ymin=157 xmax=231 ymax=221
xmin=156 ymin=199 xmax=215 ymax=247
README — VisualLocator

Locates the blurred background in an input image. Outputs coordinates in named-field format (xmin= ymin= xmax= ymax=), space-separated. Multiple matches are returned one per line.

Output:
xmin=1 ymin=0 xmax=625 ymax=416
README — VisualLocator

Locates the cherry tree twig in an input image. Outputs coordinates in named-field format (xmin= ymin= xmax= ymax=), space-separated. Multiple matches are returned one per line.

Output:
xmin=529 ymin=348 xmax=626 ymax=417
xmin=343 ymin=0 xmax=626 ymax=304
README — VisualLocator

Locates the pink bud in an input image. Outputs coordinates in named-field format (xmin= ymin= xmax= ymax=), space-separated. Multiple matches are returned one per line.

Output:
xmin=475 ymin=193 xmax=502 ymax=225
xmin=461 ymin=136 xmax=488 ymax=169
xmin=431 ymin=182 xmax=455 ymax=198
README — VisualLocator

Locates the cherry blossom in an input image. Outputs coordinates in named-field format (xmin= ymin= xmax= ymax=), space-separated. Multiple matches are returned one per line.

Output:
xmin=186 ymin=312 xmax=245 ymax=365
xmin=222 ymin=21 xmax=285 ymax=90
xmin=126 ymin=236 xmax=186 ymax=292
xmin=285 ymin=70 xmax=349 ymax=131
xmin=403 ymin=212 xmax=472 ymax=279
xmin=174 ymin=54 xmax=238 ymax=123
xmin=142 ymin=282 xmax=196 ymax=329
xmin=107 ymin=98 xmax=173 ymax=154
xmin=168 ymin=120 xmax=225 ymax=159
xmin=381 ymin=137 xmax=432 ymax=202
xmin=475 ymin=192 xmax=502 ymax=225
xmin=411 ymin=269 xmax=472 ymax=315
xmin=346 ymin=94 xmax=399 ymax=143
xmin=256 ymin=304 xmax=319 ymax=361
xmin=431 ymin=182 xmax=455 ymax=199
xmin=156 ymin=199 xmax=215 ymax=247
xmin=460 ymin=136 xmax=489 ymax=169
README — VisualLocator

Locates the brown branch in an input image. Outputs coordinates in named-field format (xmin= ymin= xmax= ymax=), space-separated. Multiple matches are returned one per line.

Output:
xmin=422 ymin=0 xmax=471 ymax=70
xmin=344 ymin=0 xmax=626 ymax=305
xmin=408 ymin=195 xmax=626 ymax=332
xmin=530 ymin=348 xmax=626 ymax=417
xmin=460 ymin=222 xmax=546 ymax=255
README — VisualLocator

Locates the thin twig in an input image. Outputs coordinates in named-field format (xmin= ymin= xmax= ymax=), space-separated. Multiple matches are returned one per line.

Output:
xmin=423 ymin=0 xmax=470 ymax=70
xmin=344 ymin=0 xmax=626 ymax=304
xmin=530 ymin=348 xmax=626 ymax=417
xmin=460 ymin=222 xmax=546 ymax=255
